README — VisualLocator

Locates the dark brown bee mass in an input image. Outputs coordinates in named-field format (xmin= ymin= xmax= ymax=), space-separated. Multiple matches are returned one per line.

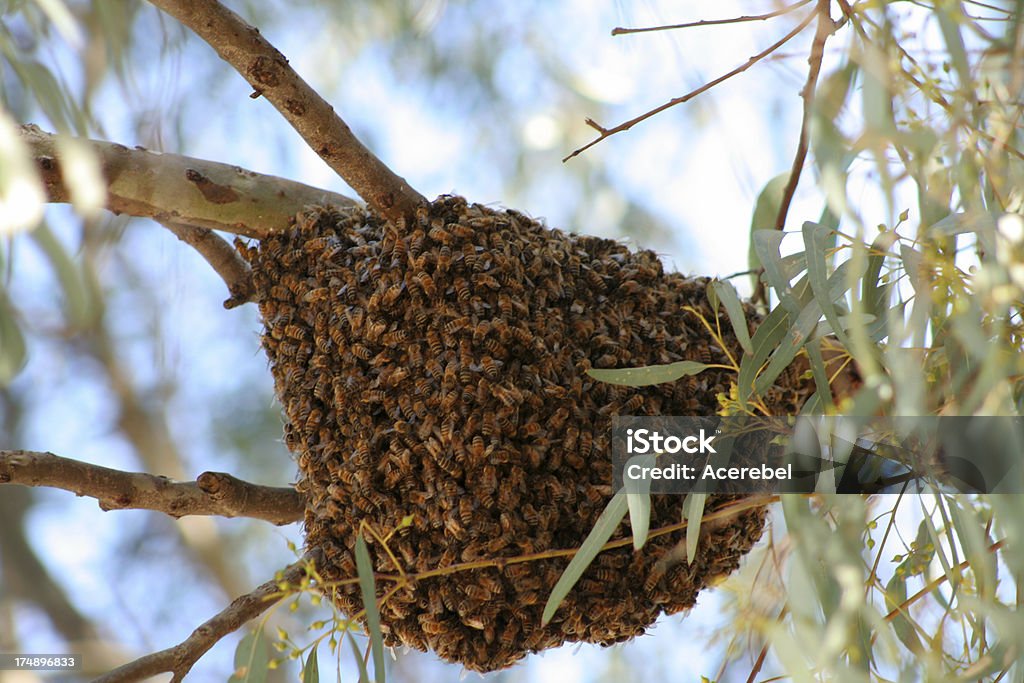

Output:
xmin=241 ymin=195 xmax=814 ymax=672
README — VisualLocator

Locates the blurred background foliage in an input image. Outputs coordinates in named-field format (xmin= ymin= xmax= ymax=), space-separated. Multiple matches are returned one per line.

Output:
xmin=1 ymin=1 xmax=1024 ymax=682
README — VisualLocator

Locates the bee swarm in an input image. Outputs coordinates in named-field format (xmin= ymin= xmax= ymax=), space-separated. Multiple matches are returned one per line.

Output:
xmin=240 ymin=196 xmax=814 ymax=672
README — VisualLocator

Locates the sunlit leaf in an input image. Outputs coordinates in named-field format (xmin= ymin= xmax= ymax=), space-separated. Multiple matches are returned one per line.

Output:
xmin=710 ymin=280 xmax=753 ymax=355
xmin=542 ymin=493 xmax=628 ymax=625
xmin=587 ymin=361 xmax=707 ymax=387
xmin=683 ymin=492 xmax=706 ymax=565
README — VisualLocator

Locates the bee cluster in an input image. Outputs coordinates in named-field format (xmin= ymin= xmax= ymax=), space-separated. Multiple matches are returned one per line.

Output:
xmin=240 ymin=195 xmax=814 ymax=671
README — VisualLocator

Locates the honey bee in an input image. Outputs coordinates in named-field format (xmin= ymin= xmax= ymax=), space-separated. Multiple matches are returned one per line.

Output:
xmin=621 ymin=393 xmax=646 ymax=413
xmin=694 ymin=340 xmax=712 ymax=364
xmin=483 ymin=338 xmax=505 ymax=356
xmin=415 ymin=273 xmax=436 ymax=298
xmin=458 ymin=497 xmax=473 ymax=527
xmin=480 ymin=356 xmax=499 ymax=380
xmin=450 ymin=222 xmax=476 ymax=239
xmin=409 ymin=229 xmax=426 ymax=256
xmin=492 ymin=384 xmax=521 ymax=407
xmin=549 ymin=406 xmax=570 ymax=430
xmin=466 ymin=435 xmax=484 ymax=459
xmin=444 ymin=512 xmax=467 ymax=540
xmin=382 ymin=282 xmax=404 ymax=307
xmin=313 ymin=374 xmax=331 ymax=402
xmin=490 ymin=231 xmax=506 ymax=251
xmin=428 ymin=225 xmax=451 ymax=244
xmin=284 ymin=324 xmax=308 ymax=340
xmin=412 ymin=399 xmax=428 ymax=419
xmin=458 ymin=363 xmax=473 ymax=385
xmin=350 ymin=343 xmax=373 ymax=360
xmin=437 ymin=246 xmax=452 ymax=272
xmin=521 ymin=422 xmax=542 ymax=438
xmin=475 ymin=274 xmax=501 ymax=290
xmin=269 ymin=284 xmax=290 ymax=301
xmin=440 ymin=419 xmax=455 ymax=443
xmin=364 ymin=318 xmax=386 ymax=343
xmin=454 ymin=277 xmax=470 ymax=302
xmin=383 ymin=330 xmax=408 ymax=347
xmin=443 ymin=317 xmax=469 ymax=335
xmin=497 ymin=293 xmax=513 ymax=317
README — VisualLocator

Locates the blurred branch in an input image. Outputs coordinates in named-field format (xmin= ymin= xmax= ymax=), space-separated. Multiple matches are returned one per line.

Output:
xmin=754 ymin=0 xmax=840 ymax=304
xmin=145 ymin=0 xmax=427 ymax=225
xmin=612 ymin=0 xmax=813 ymax=35
xmin=159 ymin=220 xmax=255 ymax=308
xmin=93 ymin=554 xmax=315 ymax=683
xmin=565 ymin=8 xmax=817 ymax=162
xmin=0 ymin=450 xmax=305 ymax=526
xmin=21 ymin=124 xmax=357 ymax=238
xmin=773 ymin=0 xmax=840 ymax=232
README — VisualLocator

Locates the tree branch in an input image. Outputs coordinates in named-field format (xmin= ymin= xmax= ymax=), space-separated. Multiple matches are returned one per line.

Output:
xmin=22 ymin=124 xmax=356 ymax=239
xmin=754 ymin=0 xmax=839 ymax=304
xmin=773 ymin=0 xmax=838 ymax=233
xmin=146 ymin=0 xmax=427 ymax=225
xmin=611 ymin=0 xmax=813 ymax=36
xmin=159 ymin=219 xmax=256 ymax=308
xmin=93 ymin=554 xmax=315 ymax=683
xmin=0 ymin=450 xmax=305 ymax=526
xmin=564 ymin=8 xmax=817 ymax=162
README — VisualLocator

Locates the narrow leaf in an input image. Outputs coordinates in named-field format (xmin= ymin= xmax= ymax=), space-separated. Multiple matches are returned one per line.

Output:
xmin=587 ymin=361 xmax=707 ymax=387
xmin=802 ymin=221 xmax=850 ymax=348
xmin=354 ymin=535 xmax=386 ymax=683
xmin=346 ymin=630 xmax=371 ymax=683
xmin=302 ymin=645 xmax=320 ymax=683
xmin=683 ymin=492 xmax=707 ymax=565
xmin=542 ymin=494 xmax=628 ymax=625
xmin=711 ymin=280 xmax=753 ymax=355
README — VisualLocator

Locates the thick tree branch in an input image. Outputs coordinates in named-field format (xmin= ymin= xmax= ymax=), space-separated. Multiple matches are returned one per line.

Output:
xmin=146 ymin=0 xmax=427 ymax=225
xmin=93 ymin=554 xmax=316 ymax=683
xmin=22 ymin=124 xmax=356 ymax=239
xmin=160 ymin=219 xmax=256 ymax=308
xmin=0 ymin=450 xmax=305 ymax=526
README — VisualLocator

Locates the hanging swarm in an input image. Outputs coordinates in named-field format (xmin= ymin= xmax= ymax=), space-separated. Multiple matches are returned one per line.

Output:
xmin=240 ymin=195 xmax=817 ymax=672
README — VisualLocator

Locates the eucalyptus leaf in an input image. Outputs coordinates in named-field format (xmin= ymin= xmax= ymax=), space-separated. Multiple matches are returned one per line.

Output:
xmin=587 ymin=361 xmax=708 ymax=387
xmin=354 ymin=535 xmax=386 ymax=683
xmin=229 ymin=629 xmax=270 ymax=683
xmin=302 ymin=645 xmax=320 ymax=683
xmin=542 ymin=493 xmax=628 ymax=625
xmin=710 ymin=280 xmax=753 ymax=355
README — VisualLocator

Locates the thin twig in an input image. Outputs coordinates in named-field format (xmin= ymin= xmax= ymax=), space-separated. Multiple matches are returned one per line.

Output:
xmin=612 ymin=0 xmax=812 ymax=36
xmin=0 ymin=450 xmax=305 ymax=526
xmin=564 ymin=9 xmax=817 ymax=162
xmin=745 ymin=605 xmax=789 ymax=683
xmin=22 ymin=124 xmax=357 ymax=238
xmin=160 ymin=220 xmax=256 ymax=308
xmin=146 ymin=0 xmax=426 ymax=225
xmin=93 ymin=554 xmax=315 ymax=683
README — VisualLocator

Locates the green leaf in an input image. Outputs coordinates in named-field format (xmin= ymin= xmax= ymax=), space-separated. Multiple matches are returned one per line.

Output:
xmin=753 ymin=230 xmax=800 ymax=315
xmin=737 ymin=301 xmax=792 ymax=403
xmin=802 ymin=221 xmax=850 ymax=348
xmin=803 ymin=342 xmax=835 ymax=413
xmin=884 ymin=574 xmax=923 ymax=654
xmin=346 ymin=630 xmax=371 ymax=683
xmin=683 ymin=492 xmax=707 ymax=565
xmin=0 ymin=291 xmax=26 ymax=385
xmin=229 ymin=629 xmax=270 ymax=683
xmin=354 ymin=535 xmax=386 ymax=683
xmin=542 ymin=493 xmax=628 ymax=625
xmin=624 ymin=454 xmax=653 ymax=550
xmin=935 ymin=5 xmax=971 ymax=91
xmin=710 ymin=280 xmax=753 ymax=355
xmin=302 ymin=645 xmax=320 ymax=683
xmin=748 ymin=173 xmax=790 ymax=288
xmin=587 ymin=361 xmax=708 ymax=387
